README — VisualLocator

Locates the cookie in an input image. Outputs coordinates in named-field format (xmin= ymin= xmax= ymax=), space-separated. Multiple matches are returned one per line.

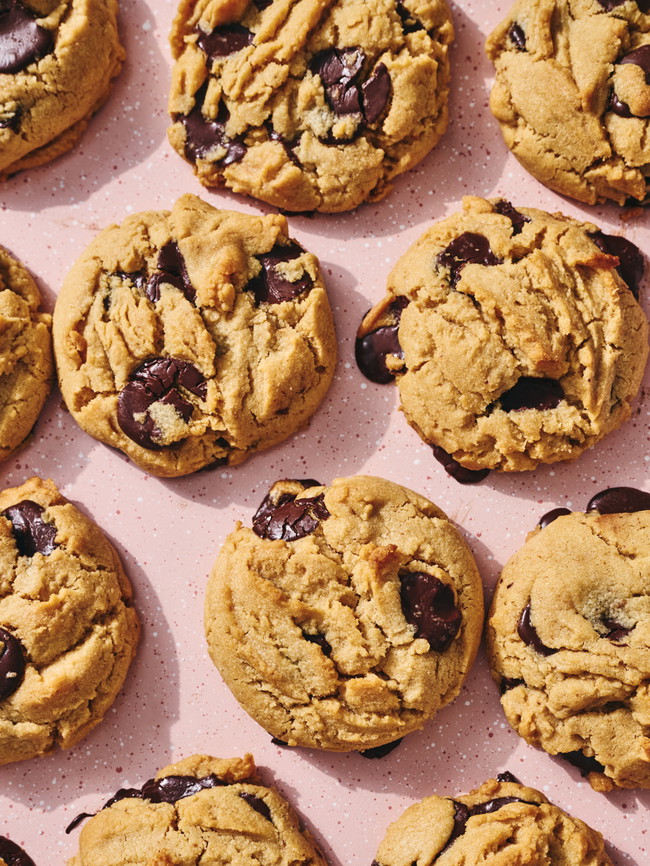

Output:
xmin=0 ymin=0 xmax=124 ymax=179
xmin=356 ymin=196 xmax=649 ymax=477
xmin=0 ymin=246 xmax=52 ymax=460
xmin=487 ymin=487 xmax=650 ymax=791
xmin=66 ymin=753 xmax=328 ymax=866
xmin=487 ymin=0 xmax=650 ymax=206
xmin=167 ymin=0 xmax=453 ymax=213
xmin=204 ymin=475 xmax=483 ymax=751
xmin=372 ymin=774 xmax=613 ymax=865
xmin=52 ymin=194 xmax=336 ymax=477
xmin=0 ymin=476 xmax=139 ymax=765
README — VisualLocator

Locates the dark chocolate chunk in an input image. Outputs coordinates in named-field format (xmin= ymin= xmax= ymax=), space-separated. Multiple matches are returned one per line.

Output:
xmin=508 ymin=22 xmax=526 ymax=50
xmin=0 ymin=0 xmax=53 ymax=74
xmin=598 ymin=0 xmax=650 ymax=8
xmin=0 ymin=108 xmax=19 ymax=130
xmin=0 ymin=626 xmax=25 ymax=701
xmin=589 ymin=231 xmax=644 ymax=299
xmin=253 ymin=0 xmax=273 ymax=7
xmin=248 ymin=242 xmax=312 ymax=305
xmin=268 ymin=124 xmax=301 ymax=164
xmin=239 ymin=792 xmax=272 ymax=821
xmin=361 ymin=63 xmax=391 ymax=124
xmin=586 ymin=486 xmax=650 ymax=515
xmin=609 ymin=89 xmax=633 ymax=117
xmin=399 ymin=571 xmax=461 ymax=652
xmin=2 ymin=500 xmax=57 ymax=557
xmin=116 ymin=270 xmax=147 ymax=290
xmin=517 ymin=603 xmax=557 ymax=656
xmin=360 ymin=738 xmax=403 ymax=759
xmin=355 ymin=297 xmax=408 ymax=384
xmin=559 ymin=751 xmax=606 ymax=777
xmin=620 ymin=44 xmax=650 ymax=81
xmin=601 ymin=616 xmax=632 ymax=643
xmin=195 ymin=22 xmax=253 ymax=63
xmin=180 ymin=85 xmax=246 ymax=165
xmin=437 ymin=232 xmax=501 ymax=287
xmin=302 ymin=631 xmax=332 ymax=656
xmin=472 ymin=796 xmax=537 ymax=816
xmin=0 ymin=837 xmax=36 ymax=866
xmin=498 ymin=377 xmax=563 ymax=412
xmin=312 ymin=47 xmax=365 ymax=115
xmin=252 ymin=480 xmax=321 ymax=529
xmin=439 ymin=795 xmax=538 ymax=855
xmin=500 ymin=677 xmax=524 ymax=693
xmin=252 ymin=493 xmax=330 ymax=542
xmin=537 ymin=507 xmax=572 ymax=528
xmin=117 ymin=357 xmax=206 ymax=450
xmin=496 ymin=771 xmax=521 ymax=784
xmin=431 ymin=445 xmax=490 ymax=484
xmin=146 ymin=241 xmax=195 ymax=304
xmin=271 ymin=737 xmax=289 ymax=746
xmin=395 ymin=0 xmax=424 ymax=32
xmin=494 ymin=199 xmax=529 ymax=234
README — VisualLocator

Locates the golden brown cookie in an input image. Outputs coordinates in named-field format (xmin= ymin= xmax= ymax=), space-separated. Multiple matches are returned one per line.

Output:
xmin=205 ymin=475 xmax=484 ymax=751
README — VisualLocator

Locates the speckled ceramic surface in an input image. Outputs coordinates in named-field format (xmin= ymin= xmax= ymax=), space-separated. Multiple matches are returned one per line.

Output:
xmin=0 ymin=1 xmax=648 ymax=864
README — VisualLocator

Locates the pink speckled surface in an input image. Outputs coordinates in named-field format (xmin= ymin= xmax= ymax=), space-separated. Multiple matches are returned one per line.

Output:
xmin=1 ymin=1 xmax=649 ymax=863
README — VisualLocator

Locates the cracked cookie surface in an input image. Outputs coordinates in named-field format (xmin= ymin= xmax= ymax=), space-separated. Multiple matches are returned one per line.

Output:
xmin=0 ymin=476 xmax=139 ymax=765
xmin=204 ymin=475 xmax=483 ymax=751
xmin=168 ymin=0 xmax=453 ymax=212
xmin=0 ymin=0 xmax=124 ymax=179
xmin=52 ymin=193 xmax=336 ymax=477
xmin=487 ymin=508 xmax=650 ymax=791
xmin=67 ymin=753 xmax=328 ymax=866
xmin=487 ymin=0 xmax=650 ymax=206
xmin=357 ymin=196 xmax=649 ymax=473
xmin=372 ymin=776 xmax=613 ymax=865
xmin=0 ymin=246 xmax=52 ymax=461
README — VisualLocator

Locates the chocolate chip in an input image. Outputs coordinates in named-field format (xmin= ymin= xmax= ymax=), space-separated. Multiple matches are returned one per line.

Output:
xmin=559 ymin=751 xmax=606 ymax=777
xmin=431 ymin=445 xmax=490 ymax=484
xmin=116 ymin=270 xmax=147 ymax=290
xmin=494 ymin=199 xmax=529 ymax=234
xmin=517 ymin=603 xmax=557 ymax=656
xmin=586 ymin=486 xmax=650 ymax=514
xmin=508 ymin=22 xmax=526 ymax=50
xmin=302 ymin=631 xmax=332 ymax=656
xmin=146 ymin=241 xmax=195 ymax=304
xmin=195 ymin=23 xmax=253 ymax=63
xmin=589 ymin=231 xmax=644 ymax=299
xmin=313 ymin=47 xmax=365 ymax=115
xmin=252 ymin=493 xmax=330 ymax=541
xmin=268 ymin=125 xmax=301 ymax=164
xmin=439 ymin=795 xmax=538 ymax=855
xmin=609 ymin=89 xmax=633 ymax=117
xmin=500 ymin=677 xmax=524 ymax=693
xmin=253 ymin=0 xmax=273 ymax=7
xmin=271 ymin=737 xmax=289 ymax=746
xmin=400 ymin=571 xmax=461 ymax=652
xmin=248 ymin=242 xmax=312 ymax=305
xmin=360 ymin=738 xmax=403 ymax=759
xmin=239 ymin=792 xmax=272 ymax=821
xmin=620 ymin=44 xmax=650 ymax=81
xmin=601 ymin=616 xmax=631 ymax=643
xmin=0 ymin=837 xmax=36 ymax=866
xmin=0 ymin=0 xmax=53 ymax=73
xmin=117 ymin=357 xmax=206 ymax=450
xmin=498 ymin=377 xmax=564 ymax=412
xmin=355 ymin=297 xmax=408 ymax=384
xmin=496 ymin=771 xmax=521 ymax=784
xmin=537 ymin=507 xmax=572 ymax=528
xmin=2 ymin=500 xmax=57 ymax=556
xmin=180 ymin=85 xmax=247 ymax=165
xmin=437 ymin=233 xmax=502 ymax=287
xmin=0 ymin=627 xmax=25 ymax=701
xmin=395 ymin=0 xmax=424 ymax=33
xmin=361 ymin=63 xmax=391 ymax=124
xmin=0 ymin=108 xmax=20 ymax=130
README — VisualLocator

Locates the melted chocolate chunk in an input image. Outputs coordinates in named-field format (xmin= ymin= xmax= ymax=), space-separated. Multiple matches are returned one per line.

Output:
xmin=146 ymin=241 xmax=195 ymax=304
xmin=253 ymin=0 xmax=273 ymax=7
xmin=360 ymin=738 xmax=402 ymax=759
xmin=117 ymin=357 xmax=206 ymax=450
xmin=271 ymin=737 xmax=289 ymax=746
xmin=439 ymin=795 xmax=538 ymax=855
xmin=355 ymin=296 xmax=408 ymax=384
xmin=0 ymin=837 xmax=36 ymax=866
xmin=432 ymin=445 xmax=490 ymax=484
xmin=508 ymin=22 xmax=526 ymax=50
xmin=0 ymin=626 xmax=25 ymax=701
xmin=589 ymin=231 xmax=644 ymax=299
xmin=180 ymin=85 xmax=246 ymax=165
xmin=620 ymin=44 xmax=650 ymax=80
xmin=500 ymin=677 xmax=524 ymax=693
xmin=559 ymin=751 xmax=606 ymax=777
xmin=116 ymin=270 xmax=147 ymax=289
xmin=239 ymin=792 xmax=272 ymax=821
xmin=609 ymin=89 xmax=632 ymax=117
xmin=196 ymin=22 xmax=253 ymax=62
xmin=400 ymin=571 xmax=461 ymax=652
xmin=0 ymin=0 xmax=53 ymax=74
xmin=252 ymin=480 xmax=321 ymax=528
xmin=313 ymin=47 xmax=364 ymax=115
xmin=302 ymin=631 xmax=332 ymax=656
xmin=586 ymin=486 xmax=650 ymax=515
xmin=361 ymin=63 xmax=391 ymax=124
xmin=499 ymin=377 xmax=563 ymax=412
xmin=494 ymin=199 xmax=529 ymax=234
xmin=248 ymin=242 xmax=312 ymax=305
xmin=496 ymin=771 xmax=521 ymax=784
xmin=601 ymin=616 xmax=632 ymax=643
xmin=396 ymin=0 xmax=424 ymax=32
xmin=537 ymin=507 xmax=572 ymax=528
xmin=598 ymin=0 xmax=650 ymax=7
xmin=2 ymin=500 xmax=57 ymax=556
xmin=0 ymin=108 xmax=19 ymax=130
xmin=517 ymin=603 xmax=557 ymax=656
xmin=268 ymin=125 xmax=301 ymax=164
xmin=252 ymin=493 xmax=330 ymax=541
xmin=437 ymin=233 xmax=501 ymax=287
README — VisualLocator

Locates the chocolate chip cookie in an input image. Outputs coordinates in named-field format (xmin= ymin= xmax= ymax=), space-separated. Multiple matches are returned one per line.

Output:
xmin=53 ymin=194 xmax=336 ymax=477
xmin=487 ymin=0 xmax=650 ymax=205
xmin=204 ymin=475 xmax=483 ymax=751
xmin=0 ymin=0 xmax=124 ymax=179
xmin=356 ymin=196 xmax=649 ymax=477
xmin=0 ymin=246 xmax=52 ymax=461
xmin=168 ymin=0 xmax=453 ymax=212
xmin=0 ymin=476 xmax=139 ymax=765
xmin=488 ymin=488 xmax=650 ymax=791
xmin=66 ymin=753 xmax=327 ymax=866
xmin=372 ymin=774 xmax=613 ymax=865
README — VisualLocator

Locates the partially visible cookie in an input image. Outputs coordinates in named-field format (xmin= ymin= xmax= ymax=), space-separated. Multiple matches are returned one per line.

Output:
xmin=372 ymin=775 xmax=613 ymax=865
xmin=0 ymin=476 xmax=139 ymax=765
xmin=0 ymin=246 xmax=52 ymax=460
xmin=0 ymin=0 xmax=124 ymax=178
xmin=0 ymin=837 xmax=35 ymax=866
xmin=205 ymin=475 xmax=483 ymax=751
xmin=53 ymin=194 xmax=336 ymax=477
xmin=168 ymin=0 xmax=453 ymax=212
xmin=487 ymin=0 xmax=650 ymax=206
xmin=356 ymin=196 xmax=649 ymax=476
xmin=66 ymin=753 xmax=328 ymax=866
xmin=487 ymin=491 xmax=650 ymax=791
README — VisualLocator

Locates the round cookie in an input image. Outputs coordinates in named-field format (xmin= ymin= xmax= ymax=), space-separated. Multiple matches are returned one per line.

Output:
xmin=372 ymin=775 xmax=613 ymax=865
xmin=487 ymin=0 xmax=650 ymax=206
xmin=168 ymin=0 xmax=453 ymax=213
xmin=0 ymin=246 xmax=52 ymax=460
xmin=487 ymin=493 xmax=650 ymax=791
xmin=0 ymin=0 xmax=124 ymax=179
xmin=0 ymin=476 xmax=139 ymax=765
xmin=205 ymin=475 xmax=484 ymax=751
xmin=356 ymin=196 xmax=649 ymax=476
xmin=53 ymin=193 xmax=337 ymax=477
xmin=67 ymin=753 xmax=328 ymax=866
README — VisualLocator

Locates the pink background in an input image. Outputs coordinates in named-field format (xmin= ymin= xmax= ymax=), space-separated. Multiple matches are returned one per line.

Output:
xmin=1 ymin=0 xmax=649 ymax=863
